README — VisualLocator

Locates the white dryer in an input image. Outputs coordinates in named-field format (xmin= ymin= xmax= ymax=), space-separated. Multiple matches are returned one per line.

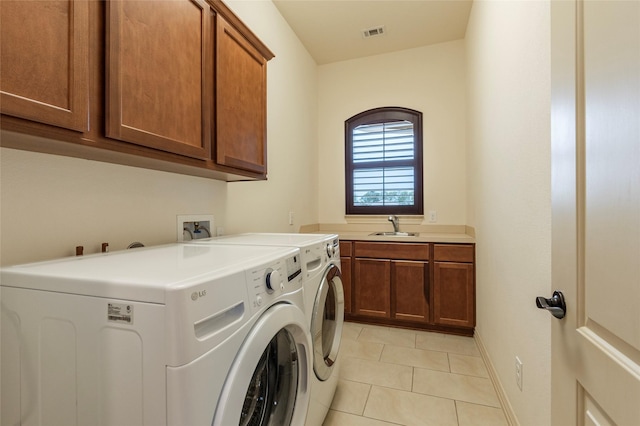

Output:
xmin=190 ymin=233 xmax=345 ymax=426
xmin=1 ymin=243 xmax=311 ymax=426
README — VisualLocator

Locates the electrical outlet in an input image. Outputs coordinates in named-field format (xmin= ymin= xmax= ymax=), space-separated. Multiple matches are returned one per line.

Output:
xmin=515 ymin=357 xmax=523 ymax=391
xmin=177 ymin=215 xmax=214 ymax=241
xmin=428 ymin=210 xmax=437 ymax=223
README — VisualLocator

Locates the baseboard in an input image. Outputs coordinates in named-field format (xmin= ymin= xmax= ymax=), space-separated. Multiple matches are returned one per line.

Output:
xmin=474 ymin=330 xmax=519 ymax=426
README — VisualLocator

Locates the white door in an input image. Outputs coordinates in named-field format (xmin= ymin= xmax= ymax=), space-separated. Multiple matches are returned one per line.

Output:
xmin=550 ymin=0 xmax=640 ymax=425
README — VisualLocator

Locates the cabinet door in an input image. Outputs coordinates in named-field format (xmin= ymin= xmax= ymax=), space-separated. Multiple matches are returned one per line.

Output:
xmin=433 ymin=244 xmax=474 ymax=263
xmin=340 ymin=256 xmax=352 ymax=314
xmin=1 ymin=0 xmax=89 ymax=131
xmin=392 ymin=261 xmax=429 ymax=322
xmin=215 ymin=15 xmax=267 ymax=175
xmin=433 ymin=262 xmax=475 ymax=328
xmin=354 ymin=242 xmax=429 ymax=261
xmin=354 ymin=259 xmax=390 ymax=318
xmin=106 ymin=0 xmax=213 ymax=159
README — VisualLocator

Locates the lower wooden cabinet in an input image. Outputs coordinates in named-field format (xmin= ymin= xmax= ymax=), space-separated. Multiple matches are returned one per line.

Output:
xmin=353 ymin=258 xmax=430 ymax=323
xmin=352 ymin=241 xmax=430 ymax=326
xmin=433 ymin=244 xmax=475 ymax=329
xmin=342 ymin=240 xmax=475 ymax=335
xmin=393 ymin=261 xmax=429 ymax=322
xmin=354 ymin=258 xmax=391 ymax=318
xmin=433 ymin=262 xmax=474 ymax=328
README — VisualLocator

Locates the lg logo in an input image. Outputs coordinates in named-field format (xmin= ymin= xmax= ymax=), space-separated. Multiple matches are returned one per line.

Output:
xmin=191 ymin=289 xmax=207 ymax=301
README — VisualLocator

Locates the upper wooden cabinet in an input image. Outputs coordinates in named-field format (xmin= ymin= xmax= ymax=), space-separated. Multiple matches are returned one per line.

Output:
xmin=0 ymin=0 xmax=89 ymax=131
xmin=106 ymin=0 xmax=213 ymax=160
xmin=215 ymin=14 xmax=269 ymax=174
xmin=0 ymin=0 xmax=274 ymax=181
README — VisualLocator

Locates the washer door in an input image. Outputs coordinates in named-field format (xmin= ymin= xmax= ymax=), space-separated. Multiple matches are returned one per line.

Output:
xmin=212 ymin=303 xmax=311 ymax=426
xmin=311 ymin=264 xmax=345 ymax=381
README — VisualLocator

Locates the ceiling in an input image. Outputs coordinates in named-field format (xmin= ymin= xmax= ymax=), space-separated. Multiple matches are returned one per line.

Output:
xmin=272 ymin=0 xmax=473 ymax=65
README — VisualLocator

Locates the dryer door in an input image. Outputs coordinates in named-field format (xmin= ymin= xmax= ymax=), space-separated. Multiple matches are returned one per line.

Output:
xmin=311 ymin=264 xmax=345 ymax=381
xmin=213 ymin=303 xmax=311 ymax=426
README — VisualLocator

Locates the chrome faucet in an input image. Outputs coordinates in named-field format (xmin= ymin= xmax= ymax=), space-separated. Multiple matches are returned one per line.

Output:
xmin=388 ymin=215 xmax=400 ymax=233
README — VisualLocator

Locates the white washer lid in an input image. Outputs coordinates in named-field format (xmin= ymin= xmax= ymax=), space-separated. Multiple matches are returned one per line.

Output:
xmin=194 ymin=233 xmax=338 ymax=248
xmin=0 ymin=244 xmax=298 ymax=304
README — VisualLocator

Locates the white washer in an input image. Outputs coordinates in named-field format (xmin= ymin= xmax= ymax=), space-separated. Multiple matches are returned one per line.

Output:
xmin=190 ymin=233 xmax=345 ymax=426
xmin=1 ymin=243 xmax=311 ymax=426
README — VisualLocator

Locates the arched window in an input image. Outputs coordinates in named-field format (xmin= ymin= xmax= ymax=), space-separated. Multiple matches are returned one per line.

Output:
xmin=345 ymin=107 xmax=423 ymax=215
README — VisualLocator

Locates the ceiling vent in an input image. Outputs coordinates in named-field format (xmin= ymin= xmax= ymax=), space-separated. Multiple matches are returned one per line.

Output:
xmin=362 ymin=25 xmax=386 ymax=39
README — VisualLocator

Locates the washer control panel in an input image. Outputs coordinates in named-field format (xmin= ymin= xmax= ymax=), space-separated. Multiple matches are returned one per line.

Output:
xmin=245 ymin=253 xmax=303 ymax=314
xmin=285 ymin=254 xmax=302 ymax=282
xmin=326 ymin=238 xmax=340 ymax=259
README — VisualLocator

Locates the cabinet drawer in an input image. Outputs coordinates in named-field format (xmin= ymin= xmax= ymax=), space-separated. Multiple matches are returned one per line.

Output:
xmin=434 ymin=244 xmax=474 ymax=263
xmin=354 ymin=242 xmax=429 ymax=261
xmin=340 ymin=241 xmax=353 ymax=257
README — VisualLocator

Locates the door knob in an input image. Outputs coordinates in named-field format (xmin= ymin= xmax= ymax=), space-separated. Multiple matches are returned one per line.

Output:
xmin=536 ymin=291 xmax=566 ymax=319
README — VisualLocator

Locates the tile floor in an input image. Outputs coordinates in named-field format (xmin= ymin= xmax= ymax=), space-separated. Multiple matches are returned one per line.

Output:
xmin=323 ymin=322 xmax=508 ymax=426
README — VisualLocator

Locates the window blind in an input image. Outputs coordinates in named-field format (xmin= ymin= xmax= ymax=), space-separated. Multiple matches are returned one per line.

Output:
xmin=352 ymin=121 xmax=414 ymax=163
xmin=352 ymin=120 xmax=415 ymax=206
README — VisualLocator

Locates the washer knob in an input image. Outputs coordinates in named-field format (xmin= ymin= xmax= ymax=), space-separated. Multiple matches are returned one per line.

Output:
xmin=326 ymin=243 xmax=335 ymax=258
xmin=265 ymin=269 xmax=281 ymax=292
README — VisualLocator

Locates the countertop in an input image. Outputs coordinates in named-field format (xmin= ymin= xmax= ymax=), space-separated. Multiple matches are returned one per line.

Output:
xmin=300 ymin=223 xmax=476 ymax=244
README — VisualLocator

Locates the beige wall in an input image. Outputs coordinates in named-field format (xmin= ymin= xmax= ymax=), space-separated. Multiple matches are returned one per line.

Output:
xmin=0 ymin=146 xmax=227 ymax=265
xmin=317 ymin=41 xmax=467 ymax=225
xmin=0 ymin=0 xmax=318 ymax=266
xmin=465 ymin=1 xmax=552 ymax=424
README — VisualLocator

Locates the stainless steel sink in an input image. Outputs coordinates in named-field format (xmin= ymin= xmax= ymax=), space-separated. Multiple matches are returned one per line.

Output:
xmin=369 ymin=231 xmax=420 ymax=237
